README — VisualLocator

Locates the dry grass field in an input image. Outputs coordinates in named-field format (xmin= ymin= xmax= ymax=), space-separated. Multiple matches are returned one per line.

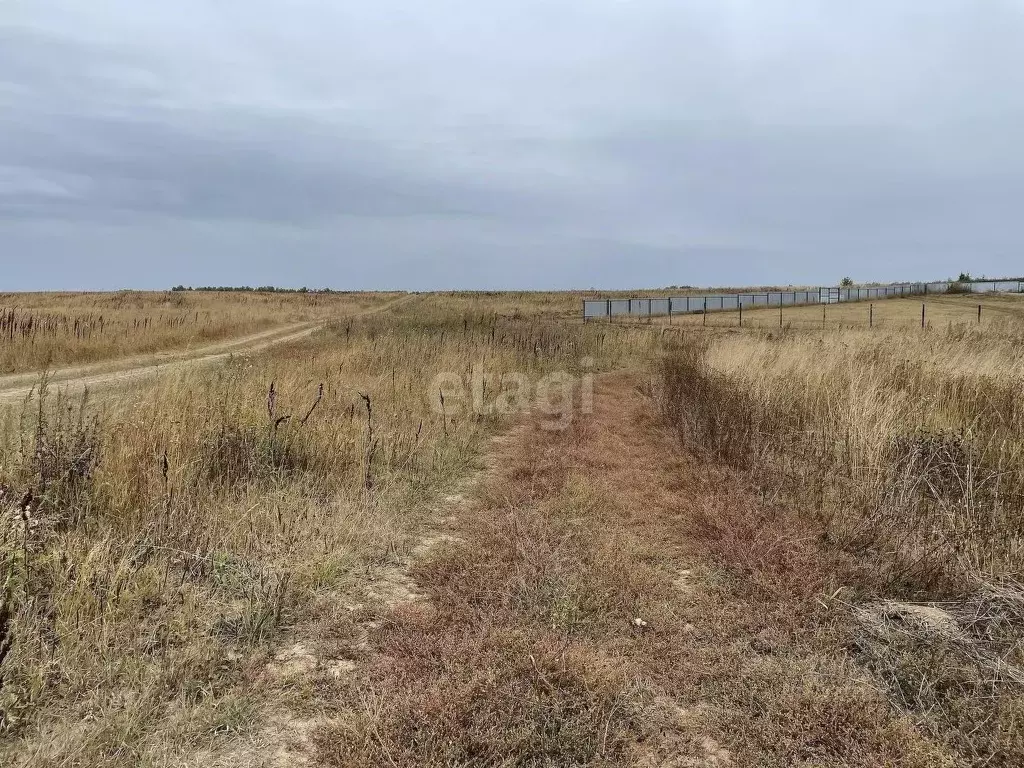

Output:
xmin=0 ymin=293 xmax=655 ymax=766
xmin=1 ymin=288 xmax=1023 ymax=767
xmin=656 ymin=307 xmax=1024 ymax=764
xmin=0 ymin=291 xmax=395 ymax=375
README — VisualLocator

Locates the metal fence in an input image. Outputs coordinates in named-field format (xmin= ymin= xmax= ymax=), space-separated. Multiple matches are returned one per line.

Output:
xmin=583 ymin=280 xmax=1024 ymax=321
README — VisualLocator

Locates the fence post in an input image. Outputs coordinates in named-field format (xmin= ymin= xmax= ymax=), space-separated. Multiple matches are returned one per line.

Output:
xmin=582 ymin=299 xmax=586 ymax=324
xmin=668 ymin=298 xmax=673 ymax=325
xmin=779 ymin=304 xmax=783 ymax=328
xmin=739 ymin=302 xmax=743 ymax=327
xmin=921 ymin=302 xmax=925 ymax=329
xmin=978 ymin=304 xmax=982 ymax=324
xmin=703 ymin=297 xmax=707 ymax=327
xmin=607 ymin=299 xmax=611 ymax=323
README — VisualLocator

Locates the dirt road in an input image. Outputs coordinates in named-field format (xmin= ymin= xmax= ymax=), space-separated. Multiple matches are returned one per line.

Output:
xmin=0 ymin=293 xmax=414 ymax=403
xmin=301 ymin=373 xmax=947 ymax=766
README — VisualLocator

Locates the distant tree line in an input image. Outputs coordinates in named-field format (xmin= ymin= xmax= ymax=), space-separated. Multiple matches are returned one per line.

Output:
xmin=171 ymin=285 xmax=343 ymax=294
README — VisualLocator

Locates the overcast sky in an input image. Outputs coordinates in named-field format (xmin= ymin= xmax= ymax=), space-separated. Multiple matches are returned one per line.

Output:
xmin=2 ymin=1 xmax=1022 ymax=290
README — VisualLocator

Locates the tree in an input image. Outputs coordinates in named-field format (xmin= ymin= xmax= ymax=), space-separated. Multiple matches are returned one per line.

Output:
xmin=840 ymin=276 xmax=854 ymax=287
xmin=958 ymin=272 xmax=972 ymax=282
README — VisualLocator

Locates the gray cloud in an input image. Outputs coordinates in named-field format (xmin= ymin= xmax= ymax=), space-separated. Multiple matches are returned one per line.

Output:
xmin=2 ymin=1 xmax=1023 ymax=290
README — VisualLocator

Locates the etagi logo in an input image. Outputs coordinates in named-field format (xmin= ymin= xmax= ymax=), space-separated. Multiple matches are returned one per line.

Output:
xmin=430 ymin=358 xmax=595 ymax=431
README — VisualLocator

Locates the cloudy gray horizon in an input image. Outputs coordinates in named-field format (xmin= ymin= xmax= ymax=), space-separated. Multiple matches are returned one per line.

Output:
xmin=2 ymin=1 xmax=1022 ymax=291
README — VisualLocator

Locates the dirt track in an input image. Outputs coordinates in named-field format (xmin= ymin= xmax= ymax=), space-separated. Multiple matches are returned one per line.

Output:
xmin=0 ymin=294 xmax=413 ymax=403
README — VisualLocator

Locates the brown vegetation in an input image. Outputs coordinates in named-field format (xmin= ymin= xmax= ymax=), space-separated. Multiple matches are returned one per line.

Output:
xmin=2 ymin=288 xmax=1023 ymax=766
xmin=0 ymin=290 xmax=393 ymax=374
xmin=656 ymin=319 xmax=1024 ymax=764
xmin=314 ymin=374 xmax=948 ymax=767
xmin=0 ymin=297 xmax=653 ymax=765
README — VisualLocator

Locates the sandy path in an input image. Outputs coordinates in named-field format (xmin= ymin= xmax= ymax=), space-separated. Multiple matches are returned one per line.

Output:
xmin=0 ymin=294 xmax=414 ymax=403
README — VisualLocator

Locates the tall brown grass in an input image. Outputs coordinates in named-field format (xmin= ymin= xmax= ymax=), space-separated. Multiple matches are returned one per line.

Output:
xmin=0 ymin=299 xmax=654 ymax=766
xmin=656 ymin=321 xmax=1024 ymax=763
xmin=0 ymin=290 xmax=392 ymax=374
